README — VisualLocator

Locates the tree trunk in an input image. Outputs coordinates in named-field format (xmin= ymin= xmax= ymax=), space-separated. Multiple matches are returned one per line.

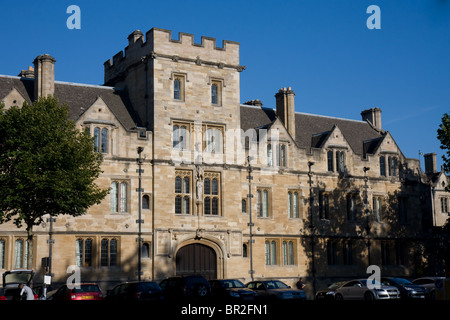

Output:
xmin=26 ymin=225 xmax=33 ymax=270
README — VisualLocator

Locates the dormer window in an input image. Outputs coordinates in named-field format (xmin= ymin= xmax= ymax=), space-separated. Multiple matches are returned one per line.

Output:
xmin=92 ymin=127 xmax=108 ymax=153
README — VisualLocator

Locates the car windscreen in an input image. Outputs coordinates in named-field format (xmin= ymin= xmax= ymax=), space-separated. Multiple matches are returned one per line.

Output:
xmin=265 ymin=281 xmax=289 ymax=289
xmin=222 ymin=280 xmax=245 ymax=288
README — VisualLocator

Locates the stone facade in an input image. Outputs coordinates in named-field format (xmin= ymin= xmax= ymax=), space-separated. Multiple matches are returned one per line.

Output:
xmin=0 ymin=27 xmax=449 ymax=298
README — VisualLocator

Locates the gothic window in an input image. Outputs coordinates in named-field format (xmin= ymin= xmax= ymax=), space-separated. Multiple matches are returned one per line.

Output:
xmin=267 ymin=143 xmax=287 ymax=167
xmin=101 ymin=238 xmax=118 ymax=267
xmin=94 ymin=127 xmax=100 ymax=152
xmin=257 ymin=188 xmax=270 ymax=218
xmin=175 ymin=171 xmax=191 ymax=214
xmin=373 ymin=196 xmax=383 ymax=221
xmin=173 ymin=124 xmax=189 ymax=150
xmin=343 ymin=241 xmax=353 ymax=265
xmin=205 ymin=127 xmax=222 ymax=154
xmin=388 ymin=156 xmax=398 ymax=176
xmin=288 ymin=191 xmax=300 ymax=218
xmin=327 ymin=150 xmax=334 ymax=172
xmin=319 ymin=192 xmax=330 ymax=220
xmin=110 ymin=181 xmax=128 ymax=213
xmin=76 ymin=238 xmax=92 ymax=267
xmin=204 ymin=173 xmax=221 ymax=215
xmin=380 ymin=156 xmax=386 ymax=176
xmin=336 ymin=150 xmax=346 ymax=173
xmin=93 ymin=127 xmax=109 ymax=153
xmin=211 ymin=83 xmax=218 ymax=104
xmin=267 ymin=144 xmax=273 ymax=167
xmin=327 ymin=240 xmax=337 ymax=265
xmin=265 ymin=240 xmax=277 ymax=265
xmin=283 ymin=241 xmax=295 ymax=265
xmin=14 ymin=239 xmax=28 ymax=269
xmin=441 ymin=197 xmax=448 ymax=213
xmin=101 ymin=128 xmax=108 ymax=153
xmin=0 ymin=239 xmax=5 ymax=269
xmin=347 ymin=194 xmax=357 ymax=221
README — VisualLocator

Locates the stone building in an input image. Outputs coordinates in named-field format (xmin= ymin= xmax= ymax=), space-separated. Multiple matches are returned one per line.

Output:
xmin=0 ymin=27 xmax=448 ymax=297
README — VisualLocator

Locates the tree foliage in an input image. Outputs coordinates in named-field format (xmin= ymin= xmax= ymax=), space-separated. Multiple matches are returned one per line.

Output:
xmin=0 ymin=97 xmax=108 ymax=262
xmin=438 ymin=113 xmax=450 ymax=180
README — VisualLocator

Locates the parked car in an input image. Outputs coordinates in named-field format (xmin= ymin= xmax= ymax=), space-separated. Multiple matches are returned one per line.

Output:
xmin=106 ymin=281 xmax=163 ymax=301
xmin=209 ymin=279 xmax=256 ymax=300
xmin=315 ymin=281 xmax=347 ymax=300
xmin=1 ymin=269 xmax=37 ymax=300
xmin=380 ymin=277 xmax=427 ymax=299
xmin=334 ymin=279 xmax=400 ymax=300
xmin=411 ymin=276 xmax=446 ymax=300
xmin=245 ymin=280 xmax=306 ymax=300
xmin=159 ymin=275 xmax=211 ymax=300
xmin=50 ymin=283 xmax=103 ymax=300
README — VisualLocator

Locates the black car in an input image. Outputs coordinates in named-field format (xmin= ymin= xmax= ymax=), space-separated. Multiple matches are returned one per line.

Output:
xmin=159 ymin=275 xmax=211 ymax=300
xmin=106 ymin=281 xmax=163 ymax=301
xmin=209 ymin=279 xmax=256 ymax=301
xmin=381 ymin=277 xmax=427 ymax=299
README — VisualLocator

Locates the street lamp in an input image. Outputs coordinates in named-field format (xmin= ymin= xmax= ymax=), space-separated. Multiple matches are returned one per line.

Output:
xmin=247 ymin=156 xmax=255 ymax=281
xmin=137 ymin=146 xmax=144 ymax=281
xmin=363 ymin=167 xmax=371 ymax=265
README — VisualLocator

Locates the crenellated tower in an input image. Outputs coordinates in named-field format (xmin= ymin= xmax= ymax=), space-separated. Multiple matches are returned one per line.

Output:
xmin=104 ymin=28 xmax=245 ymax=135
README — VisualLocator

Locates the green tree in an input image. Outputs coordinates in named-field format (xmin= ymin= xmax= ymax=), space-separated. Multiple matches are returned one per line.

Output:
xmin=0 ymin=96 xmax=108 ymax=267
xmin=438 ymin=113 xmax=450 ymax=189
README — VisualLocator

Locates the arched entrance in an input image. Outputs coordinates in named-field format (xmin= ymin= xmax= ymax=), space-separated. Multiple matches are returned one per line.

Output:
xmin=176 ymin=243 xmax=217 ymax=280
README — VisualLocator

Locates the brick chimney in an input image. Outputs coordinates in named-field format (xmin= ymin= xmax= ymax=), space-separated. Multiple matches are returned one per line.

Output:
xmin=424 ymin=153 xmax=437 ymax=174
xmin=361 ymin=107 xmax=382 ymax=131
xmin=275 ymin=87 xmax=296 ymax=138
xmin=33 ymin=54 xmax=56 ymax=101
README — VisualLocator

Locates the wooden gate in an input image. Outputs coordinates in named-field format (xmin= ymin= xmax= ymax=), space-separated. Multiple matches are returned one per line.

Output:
xmin=176 ymin=243 xmax=217 ymax=280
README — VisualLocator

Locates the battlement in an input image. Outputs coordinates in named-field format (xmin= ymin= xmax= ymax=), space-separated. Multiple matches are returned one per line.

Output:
xmin=104 ymin=27 xmax=243 ymax=85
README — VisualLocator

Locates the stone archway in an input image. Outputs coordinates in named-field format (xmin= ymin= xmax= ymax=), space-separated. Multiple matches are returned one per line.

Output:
xmin=175 ymin=243 xmax=217 ymax=280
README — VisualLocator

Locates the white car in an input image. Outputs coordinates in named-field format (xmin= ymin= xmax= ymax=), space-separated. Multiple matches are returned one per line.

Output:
xmin=334 ymin=279 xmax=400 ymax=300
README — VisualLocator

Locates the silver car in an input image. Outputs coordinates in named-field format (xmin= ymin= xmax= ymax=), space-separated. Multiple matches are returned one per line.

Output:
xmin=334 ymin=279 xmax=400 ymax=300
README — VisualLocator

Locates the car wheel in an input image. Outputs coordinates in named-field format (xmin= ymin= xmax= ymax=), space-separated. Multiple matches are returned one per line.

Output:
xmin=334 ymin=293 xmax=343 ymax=300
xmin=364 ymin=291 xmax=375 ymax=300
xmin=196 ymin=285 xmax=208 ymax=297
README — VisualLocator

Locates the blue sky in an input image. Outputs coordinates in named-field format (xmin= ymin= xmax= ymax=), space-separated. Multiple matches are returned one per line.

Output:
xmin=1 ymin=0 xmax=449 ymax=170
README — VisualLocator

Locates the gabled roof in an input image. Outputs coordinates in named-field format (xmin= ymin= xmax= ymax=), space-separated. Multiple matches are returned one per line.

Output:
xmin=240 ymin=104 xmax=384 ymax=156
xmin=0 ymin=75 xmax=141 ymax=131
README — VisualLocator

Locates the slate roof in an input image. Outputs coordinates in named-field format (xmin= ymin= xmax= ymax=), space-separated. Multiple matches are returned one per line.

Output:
xmin=240 ymin=104 xmax=385 ymax=156
xmin=1 ymin=75 xmax=385 ymax=156
xmin=0 ymin=75 xmax=140 ymax=131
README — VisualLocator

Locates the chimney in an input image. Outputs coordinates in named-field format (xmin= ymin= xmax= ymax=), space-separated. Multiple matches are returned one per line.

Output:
xmin=128 ymin=30 xmax=144 ymax=47
xmin=18 ymin=66 xmax=35 ymax=79
xmin=424 ymin=153 xmax=437 ymax=174
xmin=361 ymin=107 xmax=382 ymax=130
xmin=33 ymin=54 xmax=56 ymax=101
xmin=275 ymin=87 xmax=296 ymax=138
